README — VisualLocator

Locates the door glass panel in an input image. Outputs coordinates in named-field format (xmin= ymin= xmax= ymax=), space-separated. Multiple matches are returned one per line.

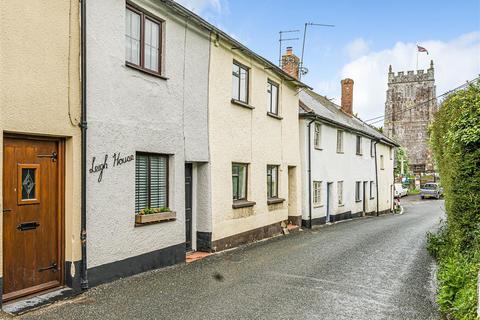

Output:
xmin=22 ymin=168 xmax=36 ymax=200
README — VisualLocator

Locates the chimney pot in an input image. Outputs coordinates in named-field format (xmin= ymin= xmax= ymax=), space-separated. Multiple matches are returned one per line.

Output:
xmin=341 ymin=78 xmax=354 ymax=116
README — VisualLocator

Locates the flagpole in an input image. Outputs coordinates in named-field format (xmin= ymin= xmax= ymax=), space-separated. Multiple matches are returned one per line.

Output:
xmin=416 ymin=44 xmax=419 ymax=70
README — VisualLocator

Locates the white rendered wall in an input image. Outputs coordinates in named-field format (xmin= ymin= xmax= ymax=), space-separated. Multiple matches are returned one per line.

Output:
xmin=86 ymin=0 xmax=210 ymax=268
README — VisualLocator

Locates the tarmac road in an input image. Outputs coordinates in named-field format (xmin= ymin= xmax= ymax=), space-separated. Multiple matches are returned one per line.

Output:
xmin=19 ymin=197 xmax=443 ymax=320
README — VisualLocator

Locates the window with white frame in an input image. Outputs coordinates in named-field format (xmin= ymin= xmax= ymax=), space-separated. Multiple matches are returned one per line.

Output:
xmin=370 ymin=140 xmax=375 ymax=157
xmin=267 ymin=80 xmax=279 ymax=115
xmin=266 ymin=165 xmax=279 ymax=199
xmin=232 ymin=61 xmax=249 ymax=103
xmin=355 ymin=181 xmax=361 ymax=202
xmin=135 ymin=153 xmax=168 ymax=213
xmin=337 ymin=181 xmax=343 ymax=205
xmin=313 ymin=181 xmax=322 ymax=206
xmin=380 ymin=155 xmax=385 ymax=170
xmin=370 ymin=181 xmax=375 ymax=199
xmin=356 ymin=135 xmax=362 ymax=155
xmin=390 ymin=147 xmax=393 ymax=160
xmin=314 ymin=123 xmax=322 ymax=149
xmin=337 ymin=130 xmax=344 ymax=153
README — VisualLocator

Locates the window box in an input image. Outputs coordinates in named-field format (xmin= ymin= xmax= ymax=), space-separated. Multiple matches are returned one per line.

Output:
xmin=135 ymin=209 xmax=176 ymax=224
xmin=267 ymin=198 xmax=285 ymax=205
xmin=232 ymin=200 xmax=256 ymax=209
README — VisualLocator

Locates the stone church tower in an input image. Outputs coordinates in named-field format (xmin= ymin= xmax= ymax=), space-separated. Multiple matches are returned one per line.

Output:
xmin=384 ymin=61 xmax=437 ymax=173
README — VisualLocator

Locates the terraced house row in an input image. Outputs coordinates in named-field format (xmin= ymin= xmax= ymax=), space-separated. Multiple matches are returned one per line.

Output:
xmin=0 ymin=0 xmax=398 ymax=305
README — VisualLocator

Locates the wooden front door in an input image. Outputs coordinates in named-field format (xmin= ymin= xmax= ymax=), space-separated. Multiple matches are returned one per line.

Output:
xmin=3 ymin=137 xmax=64 ymax=301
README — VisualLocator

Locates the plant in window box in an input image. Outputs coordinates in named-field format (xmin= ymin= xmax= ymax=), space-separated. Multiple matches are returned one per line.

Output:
xmin=135 ymin=207 xmax=176 ymax=224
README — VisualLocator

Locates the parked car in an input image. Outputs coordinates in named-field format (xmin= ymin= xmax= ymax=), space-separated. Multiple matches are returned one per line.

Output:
xmin=394 ymin=183 xmax=408 ymax=198
xmin=420 ymin=183 xmax=444 ymax=199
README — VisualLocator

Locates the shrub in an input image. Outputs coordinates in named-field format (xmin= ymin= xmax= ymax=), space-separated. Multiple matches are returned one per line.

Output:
xmin=428 ymin=80 xmax=480 ymax=319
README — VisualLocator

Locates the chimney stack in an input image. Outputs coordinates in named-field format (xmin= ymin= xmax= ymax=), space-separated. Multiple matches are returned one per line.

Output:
xmin=281 ymin=47 xmax=300 ymax=79
xmin=341 ymin=78 xmax=354 ymax=116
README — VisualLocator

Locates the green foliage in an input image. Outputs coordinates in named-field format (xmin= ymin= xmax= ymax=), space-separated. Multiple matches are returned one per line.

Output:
xmin=428 ymin=80 xmax=480 ymax=319
xmin=408 ymin=189 xmax=420 ymax=195
xmin=139 ymin=207 xmax=171 ymax=215
xmin=394 ymin=147 xmax=411 ymax=177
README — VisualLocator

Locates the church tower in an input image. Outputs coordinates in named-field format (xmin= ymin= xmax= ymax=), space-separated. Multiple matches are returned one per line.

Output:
xmin=384 ymin=61 xmax=437 ymax=173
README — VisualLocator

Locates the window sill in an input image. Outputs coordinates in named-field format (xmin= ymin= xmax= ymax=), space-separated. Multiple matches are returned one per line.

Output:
xmin=267 ymin=198 xmax=285 ymax=205
xmin=370 ymin=197 xmax=375 ymax=200
xmin=336 ymin=151 xmax=344 ymax=154
xmin=231 ymin=99 xmax=254 ymax=109
xmin=134 ymin=211 xmax=176 ymax=227
xmin=356 ymin=153 xmax=363 ymax=156
xmin=232 ymin=200 xmax=256 ymax=209
xmin=338 ymin=204 xmax=345 ymax=207
xmin=313 ymin=204 xmax=323 ymax=208
xmin=125 ymin=62 xmax=169 ymax=80
xmin=380 ymin=168 xmax=385 ymax=170
xmin=314 ymin=147 xmax=323 ymax=151
xmin=355 ymin=200 xmax=362 ymax=203
xmin=267 ymin=112 xmax=283 ymax=120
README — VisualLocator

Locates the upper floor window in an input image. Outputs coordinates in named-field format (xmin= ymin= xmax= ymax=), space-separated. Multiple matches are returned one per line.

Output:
xmin=266 ymin=165 xmax=279 ymax=199
xmin=390 ymin=147 xmax=393 ymax=160
xmin=125 ymin=5 xmax=162 ymax=74
xmin=370 ymin=140 xmax=375 ymax=157
xmin=267 ymin=80 xmax=279 ymax=115
xmin=314 ymin=123 xmax=322 ymax=149
xmin=232 ymin=61 xmax=249 ymax=103
xmin=337 ymin=130 xmax=344 ymax=153
xmin=370 ymin=181 xmax=375 ymax=198
xmin=356 ymin=135 xmax=362 ymax=155
xmin=380 ymin=155 xmax=385 ymax=170
xmin=135 ymin=153 xmax=168 ymax=213
xmin=232 ymin=163 xmax=248 ymax=201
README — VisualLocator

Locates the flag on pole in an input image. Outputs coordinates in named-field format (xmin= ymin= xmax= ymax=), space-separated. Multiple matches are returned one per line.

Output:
xmin=417 ymin=45 xmax=429 ymax=55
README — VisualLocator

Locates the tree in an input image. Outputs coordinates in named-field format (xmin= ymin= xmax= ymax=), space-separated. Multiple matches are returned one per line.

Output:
xmin=394 ymin=147 xmax=410 ymax=178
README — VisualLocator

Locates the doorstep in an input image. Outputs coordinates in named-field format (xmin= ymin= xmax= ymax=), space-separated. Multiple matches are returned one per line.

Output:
xmin=186 ymin=251 xmax=212 ymax=263
xmin=2 ymin=287 xmax=77 ymax=315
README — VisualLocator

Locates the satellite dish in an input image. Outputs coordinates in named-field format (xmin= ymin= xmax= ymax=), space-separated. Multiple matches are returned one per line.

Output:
xmin=300 ymin=67 xmax=309 ymax=75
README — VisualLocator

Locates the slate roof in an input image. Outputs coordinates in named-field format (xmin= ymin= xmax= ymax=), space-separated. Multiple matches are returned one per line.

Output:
xmin=299 ymin=89 xmax=399 ymax=147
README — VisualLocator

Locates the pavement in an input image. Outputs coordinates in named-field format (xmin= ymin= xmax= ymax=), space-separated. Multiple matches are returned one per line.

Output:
xmin=10 ymin=197 xmax=443 ymax=320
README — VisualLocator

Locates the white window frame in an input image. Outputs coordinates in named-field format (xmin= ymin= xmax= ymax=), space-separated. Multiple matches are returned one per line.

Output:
xmin=336 ymin=130 xmax=344 ymax=153
xmin=314 ymin=123 xmax=322 ymax=149
xmin=355 ymin=181 xmax=361 ymax=202
xmin=313 ymin=181 xmax=322 ymax=206
xmin=356 ymin=135 xmax=362 ymax=155
xmin=370 ymin=181 xmax=375 ymax=199
xmin=380 ymin=155 xmax=385 ymax=170
xmin=267 ymin=80 xmax=279 ymax=115
xmin=337 ymin=181 xmax=343 ymax=205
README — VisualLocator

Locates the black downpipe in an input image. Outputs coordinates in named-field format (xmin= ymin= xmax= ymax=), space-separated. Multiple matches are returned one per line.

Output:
xmin=80 ymin=0 xmax=89 ymax=290
xmin=374 ymin=141 xmax=379 ymax=216
xmin=307 ymin=118 xmax=316 ymax=228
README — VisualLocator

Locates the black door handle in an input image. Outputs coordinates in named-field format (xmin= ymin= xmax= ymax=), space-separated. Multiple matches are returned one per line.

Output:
xmin=38 ymin=262 xmax=58 ymax=273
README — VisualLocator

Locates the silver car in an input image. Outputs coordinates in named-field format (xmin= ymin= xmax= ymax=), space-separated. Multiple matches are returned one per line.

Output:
xmin=420 ymin=183 xmax=443 ymax=199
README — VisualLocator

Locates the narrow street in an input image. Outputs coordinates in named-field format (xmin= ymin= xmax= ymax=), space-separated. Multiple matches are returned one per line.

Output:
xmin=18 ymin=198 xmax=443 ymax=320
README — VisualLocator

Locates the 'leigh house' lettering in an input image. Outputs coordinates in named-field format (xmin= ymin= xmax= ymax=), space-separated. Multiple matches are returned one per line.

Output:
xmin=90 ymin=152 xmax=134 ymax=182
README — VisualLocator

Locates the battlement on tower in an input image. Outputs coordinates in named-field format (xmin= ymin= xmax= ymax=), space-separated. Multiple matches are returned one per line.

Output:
xmin=388 ymin=60 xmax=434 ymax=84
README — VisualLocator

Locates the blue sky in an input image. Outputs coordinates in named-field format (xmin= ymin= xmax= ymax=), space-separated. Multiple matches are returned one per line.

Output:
xmin=178 ymin=0 xmax=480 ymax=122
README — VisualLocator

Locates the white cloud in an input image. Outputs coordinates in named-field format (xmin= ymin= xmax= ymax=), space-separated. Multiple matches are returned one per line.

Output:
xmin=339 ymin=32 xmax=480 ymax=123
xmin=345 ymin=38 xmax=370 ymax=59
xmin=175 ymin=0 xmax=225 ymax=14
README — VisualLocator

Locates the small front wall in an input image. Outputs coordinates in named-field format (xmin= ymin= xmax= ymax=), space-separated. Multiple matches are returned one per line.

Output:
xmin=300 ymin=120 xmax=378 ymax=223
xmin=0 ymin=0 xmax=82 ymax=294
xmin=86 ymin=0 xmax=210 ymax=272
xmin=207 ymin=36 xmax=302 ymax=244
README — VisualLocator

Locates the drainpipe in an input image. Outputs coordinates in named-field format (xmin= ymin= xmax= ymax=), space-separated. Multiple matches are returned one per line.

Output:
xmin=80 ymin=0 xmax=89 ymax=290
xmin=307 ymin=117 xmax=316 ymax=228
xmin=374 ymin=141 xmax=379 ymax=216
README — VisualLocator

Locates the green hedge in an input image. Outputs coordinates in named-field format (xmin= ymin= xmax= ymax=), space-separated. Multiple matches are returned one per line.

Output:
xmin=427 ymin=80 xmax=480 ymax=319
